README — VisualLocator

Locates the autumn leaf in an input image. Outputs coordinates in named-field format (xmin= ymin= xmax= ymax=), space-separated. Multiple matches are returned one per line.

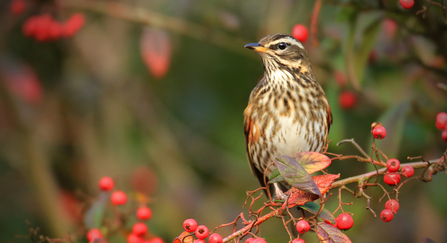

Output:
xmin=316 ymin=222 xmax=352 ymax=243
xmin=173 ymin=231 xmax=194 ymax=243
xmin=312 ymin=174 xmax=340 ymax=195
xmin=291 ymin=151 xmax=331 ymax=174
xmin=274 ymin=155 xmax=321 ymax=196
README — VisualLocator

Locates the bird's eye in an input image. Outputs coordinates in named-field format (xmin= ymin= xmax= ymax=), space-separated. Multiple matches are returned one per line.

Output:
xmin=278 ymin=42 xmax=287 ymax=50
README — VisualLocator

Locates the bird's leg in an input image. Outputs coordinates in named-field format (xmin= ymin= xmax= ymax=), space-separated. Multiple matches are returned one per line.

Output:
xmin=273 ymin=183 xmax=287 ymax=200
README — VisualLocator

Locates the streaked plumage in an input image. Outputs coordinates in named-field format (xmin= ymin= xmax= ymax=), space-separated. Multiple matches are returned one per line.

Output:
xmin=244 ymin=33 xmax=332 ymax=195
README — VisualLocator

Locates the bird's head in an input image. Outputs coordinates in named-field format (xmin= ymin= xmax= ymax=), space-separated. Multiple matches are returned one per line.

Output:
xmin=245 ymin=33 xmax=312 ymax=77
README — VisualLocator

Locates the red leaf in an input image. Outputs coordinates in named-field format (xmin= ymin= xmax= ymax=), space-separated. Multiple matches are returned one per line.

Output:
xmin=316 ymin=222 xmax=352 ymax=243
xmin=287 ymin=187 xmax=318 ymax=206
xmin=140 ymin=28 xmax=172 ymax=79
xmin=291 ymin=151 xmax=331 ymax=174
xmin=313 ymin=174 xmax=340 ymax=195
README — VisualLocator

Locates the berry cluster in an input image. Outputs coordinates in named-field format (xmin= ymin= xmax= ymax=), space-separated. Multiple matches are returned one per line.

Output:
xmin=22 ymin=13 xmax=85 ymax=42
xmin=381 ymin=199 xmax=399 ymax=222
xmin=436 ymin=112 xmax=447 ymax=142
xmin=87 ymin=177 xmax=161 ymax=243
xmin=383 ymin=158 xmax=414 ymax=186
xmin=182 ymin=219 xmax=223 ymax=243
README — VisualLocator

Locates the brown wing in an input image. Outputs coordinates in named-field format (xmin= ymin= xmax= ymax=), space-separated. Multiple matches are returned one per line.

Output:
xmin=243 ymin=104 xmax=268 ymax=190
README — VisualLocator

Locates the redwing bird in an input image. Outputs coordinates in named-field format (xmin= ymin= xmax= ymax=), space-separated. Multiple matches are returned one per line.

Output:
xmin=244 ymin=33 xmax=332 ymax=197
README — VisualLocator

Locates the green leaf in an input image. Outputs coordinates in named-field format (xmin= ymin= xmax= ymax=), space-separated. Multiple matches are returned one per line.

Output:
xmin=354 ymin=18 xmax=382 ymax=84
xmin=268 ymin=168 xmax=284 ymax=183
xmin=291 ymin=151 xmax=331 ymax=174
xmin=301 ymin=202 xmax=336 ymax=224
xmin=375 ymin=101 xmax=410 ymax=158
xmin=316 ymin=222 xmax=352 ymax=243
xmin=273 ymin=155 xmax=321 ymax=196
xmin=84 ymin=193 xmax=107 ymax=229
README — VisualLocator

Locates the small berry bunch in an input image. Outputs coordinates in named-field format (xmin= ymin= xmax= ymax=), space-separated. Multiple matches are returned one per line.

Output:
xmin=86 ymin=177 xmax=162 ymax=243
xmin=22 ymin=13 xmax=85 ymax=42
xmin=380 ymin=199 xmax=400 ymax=222
xmin=181 ymin=219 xmax=223 ymax=243
xmin=383 ymin=158 xmax=415 ymax=186
xmin=436 ymin=112 xmax=447 ymax=142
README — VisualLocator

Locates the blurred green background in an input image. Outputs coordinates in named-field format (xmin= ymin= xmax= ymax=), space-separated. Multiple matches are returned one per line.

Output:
xmin=0 ymin=0 xmax=446 ymax=242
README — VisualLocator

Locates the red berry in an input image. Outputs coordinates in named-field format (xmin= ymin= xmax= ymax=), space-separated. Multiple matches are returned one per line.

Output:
xmin=292 ymin=239 xmax=305 ymax=243
xmin=386 ymin=159 xmax=400 ymax=172
xmin=150 ymin=237 xmax=164 ymax=243
xmin=338 ymin=91 xmax=357 ymax=110
xmin=252 ymin=239 xmax=267 ymax=243
xmin=336 ymin=213 xmax=354 ymax=230
xmin=111 ymin=191 xmax=127 ymax=205
xmin=385 ymin=199 xmax=399 ymax=213
xmin=399 ymin=0 xmax=414 ymax=9
xmin=401 ymin=165 xmax=414 ymax=177
xmin=436 ymin=112 xmax=447 ymax=130
xmin=87 ymin=228 xmax=102 ymax=241
xmin=442 ymin=129 xmax=447 ymax=143
xmin=194 ymin=240 xmax=206 ymax=243
xmin=128 ymin=233 xmax=143 ymax=243
xmin=383 ymin=173 xmax=401 ymax=186
xmin=245 ymin=238 xmax=255 ymax=243
xmin=182 ymin=219 xmax=198 ymax=233
xmin=34 ymin=14 xmax=53 ymax=42
xmin=47 ymin=20 xmax=63 ymax=41
xmin=10 ymin=0 xmax=25 ymax=15
xmin=64 ymin=13 xmax=86 ymax=37
xmin=380 ymin=209 xmax=394 ymax=222
xmin=195 ymin=225 xmax=209 ymax=239
xmin=99 ymin=177 xmax=114 ymax=191
xmin=296 ymin=220 xmax=310 ymax=234
xmin=209 ymin=233 xmax=223 ymax=243
xmin=132 ymin=222 xmax=148 ymax=236
xmin=22 ymin=16 xmax=39 ymax=37
xmin=137 ymin=207 xmax=152 ymax=220
xmin=372 ymin=125 xmax=386 ymax=139
xmin=292 ymin=24 xmax=309 ymax=43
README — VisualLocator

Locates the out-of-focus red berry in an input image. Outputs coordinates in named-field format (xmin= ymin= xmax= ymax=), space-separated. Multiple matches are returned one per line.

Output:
xmin=137 ymin=207 xmax=152 ymax=220
xmin=338 ymin=91 xmax=357 ymax=110
xmin=334 ymin=71 xmax=347 ymax=87
xmin=399 ymin=0 xmax=414 ymax=9
xmin=128 ymin=233 xmax=144 ymax=243
xmin=87 ymin=229 xmax=102 ymax=241
xmin=386 ymin=159 xmax=400 ymax=173
xmin=10 ymin=0 xmax=25 ymax=15
xmin=149 ymin=237 xmax=164 ymax=243
xmin=111 ymin=191 xmax=127 ymax=205
xmin=292 ymin=239 xmax=305 ymax=243
xmin=34 ymin=14 xmax=53 ymax=42
xmin=292 ymin=24 xmax=309 ymax=43
xmin=22 ymin=16 xmax=39 ymax=37
xmin=385 ymin=199 xmax=399 ymax=213
xmin=442 ymin=129 xmax=447 ymax=143
xmin=381 ymin=209 xmax=394 ymax=222
xmin=132 ymin=222 xmax=148 ymax=236
xmin=436 ymin=112 xmax=447 ymax=130
xmin=372 ymin=125 xmax=386 ymax=139
xmin=401 ymin=165 xmax=414 ymax=177
xmin=296 ymin=220 xmax=310 ymax=234
xmin=209 ymin=233 xmax=223 ymax=243
xmin=195 ymin=225 xmax=209 ymax=240
xmin=99 ymin=177 xmax=114 ymax=191
xmin=183 ymin=219 xmax=197 ymax=232
xmin=383 ymin=18 xmax=397 ymax=39
xmin=384 ymin=173 xmax=401 ymax=186
xmin=336 ymin=213 xmax=354 ymax=230
xmin=47 ymin=20 xmax=64 ymax=40
xmin=252 ymin=239 xmax=267 ymax=243
xmin=64 ymin=13 xmax=86 ymax=37
xmin=245 ymin=238 xmax=255 ymax=243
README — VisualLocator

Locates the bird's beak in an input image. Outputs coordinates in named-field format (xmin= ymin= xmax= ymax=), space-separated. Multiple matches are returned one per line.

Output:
xmin=244 ymin=43 xmax=269 ymax=53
